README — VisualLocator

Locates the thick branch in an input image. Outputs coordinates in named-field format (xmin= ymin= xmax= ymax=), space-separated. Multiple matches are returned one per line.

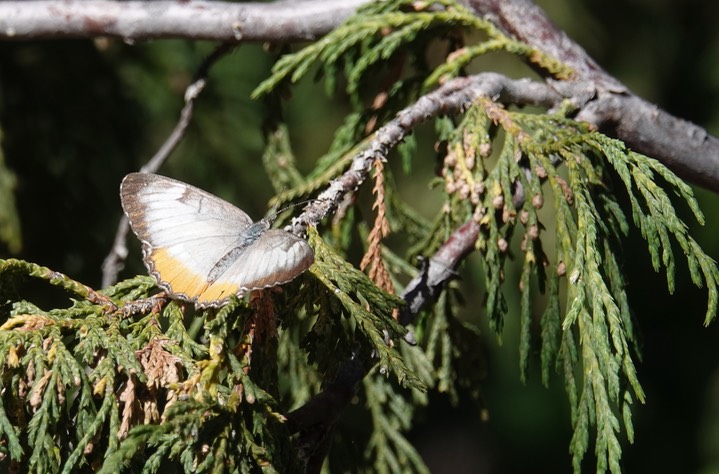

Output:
xmin=576 ymin=94 xmax=719 ymax=190
xmin=466 ymin=0 xmax=719 ymax=191
xmin=467 ymin=0 xmax=625 ymax=94
xmin=0 ymin=0 xmax=369 ymax=42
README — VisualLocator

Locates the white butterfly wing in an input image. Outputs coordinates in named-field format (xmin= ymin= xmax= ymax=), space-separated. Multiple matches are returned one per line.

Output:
xmin=121 ymin=173 xmax=312 ymax=307
xmin=209 ymin=229 xmax=314 ymax=298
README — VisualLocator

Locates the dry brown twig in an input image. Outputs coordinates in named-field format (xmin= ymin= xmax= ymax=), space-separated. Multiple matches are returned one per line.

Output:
xmin=359 ymin=159 xmax=395 ymax=295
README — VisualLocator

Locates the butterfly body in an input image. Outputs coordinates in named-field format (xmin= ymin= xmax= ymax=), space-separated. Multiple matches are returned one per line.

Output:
xmin=120 ymin=173 xmax=314 ymax=308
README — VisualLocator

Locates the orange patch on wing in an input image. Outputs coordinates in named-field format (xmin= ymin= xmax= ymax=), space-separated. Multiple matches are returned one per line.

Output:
xmin=151 ymin=248 xmax=209 ymax=298
xmin=150 ymin=248 xmax=241 ymax=305
xmin=197 ymin=281 xmax=242 ymax=303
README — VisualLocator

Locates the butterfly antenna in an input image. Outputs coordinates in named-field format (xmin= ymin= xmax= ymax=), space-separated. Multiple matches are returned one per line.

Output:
xmin=265 ymin=199 xmax=317 ymax=223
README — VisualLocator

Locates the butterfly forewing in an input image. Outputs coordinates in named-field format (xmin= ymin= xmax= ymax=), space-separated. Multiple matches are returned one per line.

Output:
xmin=120 ymin=173 xmax=314 ymax=307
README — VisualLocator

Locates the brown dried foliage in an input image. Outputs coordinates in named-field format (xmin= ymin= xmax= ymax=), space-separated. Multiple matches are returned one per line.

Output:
xmin=360 ymin=159 xmax=395 ymax=296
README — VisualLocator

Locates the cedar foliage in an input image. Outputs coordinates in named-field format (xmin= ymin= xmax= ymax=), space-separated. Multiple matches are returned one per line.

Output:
xmin=0 ymin=1 xmax=717 ymax=473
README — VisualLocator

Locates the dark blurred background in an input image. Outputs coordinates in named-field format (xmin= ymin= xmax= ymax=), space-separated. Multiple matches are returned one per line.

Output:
xmin=1 ymin=0 xmax=718 ymax=472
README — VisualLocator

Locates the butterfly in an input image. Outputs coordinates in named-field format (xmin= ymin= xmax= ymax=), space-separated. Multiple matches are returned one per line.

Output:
xmin=120 ymin=172 xmax=314 ymax=308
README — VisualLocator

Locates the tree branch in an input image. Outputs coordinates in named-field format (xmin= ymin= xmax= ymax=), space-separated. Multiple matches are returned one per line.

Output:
xmin=467 ymin=0 xmax=626 ymax=94
xmin=399 ymin=220 xmax=480 ymax=325
xmin=290 ymin=73 xmax=562 ymax=236
xmin=0 ymin=0 xmax=369 ymax=42
xmin=466 ymin=0 xmax=719 ymax=191
xmin=575 ymin=94 xmax=719 ymax=191
xmin=3 ymin=0 xmax=717 ymax=191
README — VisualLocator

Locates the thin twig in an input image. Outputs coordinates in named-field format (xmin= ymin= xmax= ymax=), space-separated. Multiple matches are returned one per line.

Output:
xmin=101 ymin=43 xmax=236 ymax=287
xmin=399 ymin=220 xmax=480 ymax=324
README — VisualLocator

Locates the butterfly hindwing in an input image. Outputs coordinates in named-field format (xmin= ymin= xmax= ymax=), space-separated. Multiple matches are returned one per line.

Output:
xmin=214 ymin=229 xmax=314 ymax=293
